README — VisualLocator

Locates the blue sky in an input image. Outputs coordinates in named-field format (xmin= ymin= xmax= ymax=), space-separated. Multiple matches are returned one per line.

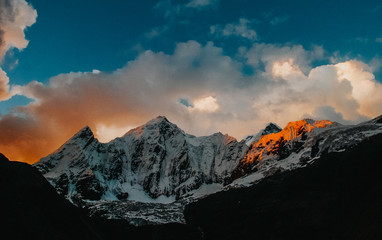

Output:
xmin=2 ymin=0 xmax=382 ymax=114
xmin=1 ymin=0 xmax=382 ymax=162
xmin=3 ymin=0 xmax=382 ymax=85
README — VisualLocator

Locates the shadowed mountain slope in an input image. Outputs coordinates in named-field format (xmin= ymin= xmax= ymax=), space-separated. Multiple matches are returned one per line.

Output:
xmin=185 ymin=133 xmax=382 ymax=240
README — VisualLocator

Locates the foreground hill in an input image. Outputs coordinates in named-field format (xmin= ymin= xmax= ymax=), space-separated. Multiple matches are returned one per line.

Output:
xmin=0 ymin=153 xmax=101 ymax=239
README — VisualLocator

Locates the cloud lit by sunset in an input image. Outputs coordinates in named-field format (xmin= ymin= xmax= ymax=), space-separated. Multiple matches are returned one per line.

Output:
xmin=191 ymin=96 xmax=220 ymax=112
xmin=1 ymin=0 xmax=382 ymax=164
xmin=271 ymin=59 xmax=304 ymax=79
xmin=96 ymin=124 xmax=136 ymax=143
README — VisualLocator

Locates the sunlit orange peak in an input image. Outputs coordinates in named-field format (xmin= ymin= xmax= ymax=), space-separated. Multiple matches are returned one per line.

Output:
xmin=257 ymin=119 xmax=333 ymax=146
xmin=241 ymin=119 xmax=333 ymax=164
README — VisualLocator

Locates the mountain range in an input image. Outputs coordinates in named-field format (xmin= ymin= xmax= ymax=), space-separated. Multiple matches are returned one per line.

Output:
xmin=33 ymin=115 xmax=382 ymax=224
xmin=2 ymin=114 xmax=382 ymax=239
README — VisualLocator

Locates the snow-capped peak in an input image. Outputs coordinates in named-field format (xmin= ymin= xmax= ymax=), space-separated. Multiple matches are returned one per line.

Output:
xmin=150 ymin=115 xmax=169 ymax=123
xmin=261 ymin=122 xmax=282 ymax=137
xmin=144 ymin=115 xmax=180 ymax=130
xmin=72 ymin=126 xmax=94 ymax=140
xmin=61 ymin=125 xmax=97 ymax=150
xmin=123 ymin=115 xmax=185 ymax=140
xmin=34 ymin=114 xmax=382 ymax=225
xmin=35 ymin=116 xmax=247 ymax=204
xmin=243 ymin=122 xmax=282 ymax=146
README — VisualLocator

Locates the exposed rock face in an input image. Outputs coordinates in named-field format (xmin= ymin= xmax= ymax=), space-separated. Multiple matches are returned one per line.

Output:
xmin=35 ymin=116 xmax=248 ymax=203
xmin=185 ymin=133 xmax=382 ymax=240
xmin=231 ymin=117 xmax=382 ymax=181
xmin=231 ymin=119 xmax=337 ymax=179
xmin=243 ymin=123 xmax=282 ymax=146
xmin=34 ymin=115 xmax=382 ymax=225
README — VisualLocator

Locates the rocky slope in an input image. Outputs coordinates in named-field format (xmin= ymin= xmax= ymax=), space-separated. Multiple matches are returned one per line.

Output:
xmin=35 ymin=116 xmax=247 ymax=204
xmin=185 ymin=131 xmax=382 ymax=240
xmin=231 ymin=116 xmax=382 ymax=183
xmin=242 ymin=122 xmax=282 ymax=146
xmin=231 ymin=119 xmax=339 ymax=179
xmin=34 ymin=115 xmax=382 ymax=224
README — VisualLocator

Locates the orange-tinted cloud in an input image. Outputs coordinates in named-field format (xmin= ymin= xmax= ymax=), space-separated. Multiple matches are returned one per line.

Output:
xmin=0 ymin=68 xmax=12 ymax=100
xmin=0 ymin=41 xmax=242 ymax=163
xmin=1 ymin=41 xmax=382 ymax=164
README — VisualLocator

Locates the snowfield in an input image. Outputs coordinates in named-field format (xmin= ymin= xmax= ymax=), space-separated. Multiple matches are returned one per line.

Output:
xmin=34 ymin=115 xmax=382 ymax=225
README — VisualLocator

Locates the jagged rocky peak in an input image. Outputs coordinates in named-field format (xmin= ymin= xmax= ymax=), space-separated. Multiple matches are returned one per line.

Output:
xmin=264 ymin=122 xmax=282 ymax=132
xmin=151 ymin=115 xmax=169 ymax=123
xmin=232 ymin=118 xmax=337 ymax=180
xmin=145 ymin=115 xmax=180 ymax=129
xmin=124 ymin=115 xmax=184 ymax=138
xmin=61 ymin=126 xmax=97 ymax=151
xmin=144 ymin=115 xmax=172 ymax=126
xmin=35 ymin=126 xmax=98 ymax=175
xmin=33 ymin=114 xmax=382 ymax=225
xmin=35 ymin=115 xmax=249 ymax=203
xmin=243 ymin=122 xmax=282 ymax=146
xmin=253 ymin=118 xmax=335 ymax=154
xmin=264 ymin=118 xmax=334 ymax=143
xmin=258 ymin=122 xmax=283 ymax=140
xmin=72 ymin=126 xmax=94 ymax=139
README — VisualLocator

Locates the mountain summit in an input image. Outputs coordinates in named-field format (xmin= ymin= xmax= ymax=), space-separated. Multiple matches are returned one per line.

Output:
xmin=35 ymin=116 xmax=247 ymax=205
xmin=243 ymin=122 xmax=282 ymax=146
xmin=34 ymin=115 xmax=382 ymax=225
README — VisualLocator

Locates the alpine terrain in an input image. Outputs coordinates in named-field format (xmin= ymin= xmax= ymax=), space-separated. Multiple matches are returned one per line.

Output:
xmin=34 ymin=115 xmax=382 ymax=225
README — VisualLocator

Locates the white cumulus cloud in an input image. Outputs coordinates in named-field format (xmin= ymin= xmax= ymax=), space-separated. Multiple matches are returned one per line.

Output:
xmin=0 ymin=0 xmax=37 ymax=101
xmin=0 ymin=68 xmax=11 ymax=100
xmin=190 ymin=96 xmax=220 ymax=112
xmin=0 ymin=0 xmax=37 ymax=60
